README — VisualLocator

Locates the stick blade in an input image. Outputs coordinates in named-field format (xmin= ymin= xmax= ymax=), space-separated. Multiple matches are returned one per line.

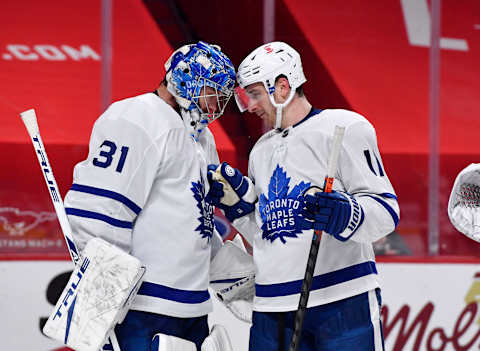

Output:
xmin=20 ymin=108 xmax=39 ymax=137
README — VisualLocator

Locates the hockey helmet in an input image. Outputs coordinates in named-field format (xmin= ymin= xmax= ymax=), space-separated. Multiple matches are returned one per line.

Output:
xmin=235 ymin=42 xmax=306 ymax=129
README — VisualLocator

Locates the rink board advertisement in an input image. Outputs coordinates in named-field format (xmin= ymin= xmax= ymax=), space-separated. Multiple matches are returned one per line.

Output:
xmin=1 ymin=260 xmax=479 ymax=351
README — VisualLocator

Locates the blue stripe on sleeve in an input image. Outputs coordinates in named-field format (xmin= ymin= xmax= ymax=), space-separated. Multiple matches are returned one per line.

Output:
xmin=70 ymin=183 xmax=141 ymax=215
xmin=65 ymin=208 xmax=133 ymax=229
xmin=361 ymin=194 xmax=399 ymax=227
xmin=255 ymin=261 xmax=377 ymax=298
xmin=379 ymin=192 xmax=397 ymax=200
xmin=137 ymin=281 xmax=210 ymax=304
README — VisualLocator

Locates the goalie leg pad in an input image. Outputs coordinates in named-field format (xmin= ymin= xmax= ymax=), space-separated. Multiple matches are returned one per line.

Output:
xmin=43 ymin=237 xmax=145 ymax=351
xmin=152 ymin=333 xmax=196 ymax=351
xmin=201 ymin=324 xmax=233 ymax=351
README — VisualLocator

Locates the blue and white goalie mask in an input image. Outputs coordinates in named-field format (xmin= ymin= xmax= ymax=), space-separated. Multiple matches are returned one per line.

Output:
xmin=164 ymin=41 xmax=236 ymax=138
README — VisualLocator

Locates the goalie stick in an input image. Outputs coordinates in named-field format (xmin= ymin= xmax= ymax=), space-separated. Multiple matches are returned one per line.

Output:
xmin=20 ymin=109 xmax=81 ymax=264
xmin=20 ymin=109 xmax=126 ymax=351
xmin=288 ymin=125 xmax=345 ymax=351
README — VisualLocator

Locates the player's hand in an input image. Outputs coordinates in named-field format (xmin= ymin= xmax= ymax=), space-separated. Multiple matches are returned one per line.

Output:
xmin=301 ymin=190 xmax=364 ymax=241
xmin=206 ymin=162 xmax=256 ymax=222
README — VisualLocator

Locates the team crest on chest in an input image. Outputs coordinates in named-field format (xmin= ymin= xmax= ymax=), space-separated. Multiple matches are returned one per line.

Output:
xmin=191 ymin=175 xmax=214 ymax=241
xmin=259 ymin=165 xmax=310 ymax=244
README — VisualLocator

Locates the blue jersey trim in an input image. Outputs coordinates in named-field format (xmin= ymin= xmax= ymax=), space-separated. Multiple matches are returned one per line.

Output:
xmin=379 ymin=192 xmax=397 ymax=200
xmin=255 ymin=261 xmax=377 ymax=298
xmin=70 ymin=183 xmax=141 ymax=215
xmin=362 ymin=194 xmax=399 ymax=227
xmin=292 ymin=107 xmax=323 ymax=128
xmin=137 ymin=281 xmax=210 ymax=304
xmin=65 ymin=208 xmax=133 ymax=229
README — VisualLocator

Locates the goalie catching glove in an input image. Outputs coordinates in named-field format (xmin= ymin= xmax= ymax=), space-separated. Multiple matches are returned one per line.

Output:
xmin=448 ymin=163 xmax=480 ymax=242
xmin=301 ymin=189 xmax=364 ymax=241
xmin=206 ymin=162 xmax=257 ymax=222
xmin=210 ymin=234 xmax=254 ymax=323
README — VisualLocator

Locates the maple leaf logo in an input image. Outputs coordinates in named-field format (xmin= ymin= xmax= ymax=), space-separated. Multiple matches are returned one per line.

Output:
xmin=259 ymin=165 xmax=311 ymax=244
xmin=191 ymin=175 xmax=214 ymax=241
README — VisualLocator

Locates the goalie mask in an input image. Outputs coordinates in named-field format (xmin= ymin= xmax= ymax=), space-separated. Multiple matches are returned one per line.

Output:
xmin=164 ymin=41 xmax=236 ymax=139
xmin=235 ymin=41 xmax=306 ymax=129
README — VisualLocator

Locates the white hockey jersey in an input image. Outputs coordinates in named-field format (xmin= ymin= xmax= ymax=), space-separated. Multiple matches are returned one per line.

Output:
xmin=64 ymin=92 xmax=220 ymax=318
xmin=233 ymin=108 xmax=400 ymax=312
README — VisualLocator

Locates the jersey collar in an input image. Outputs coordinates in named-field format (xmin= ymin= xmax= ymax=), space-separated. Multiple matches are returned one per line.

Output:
xmin=292 ymin=107 xmax=323 ymax=129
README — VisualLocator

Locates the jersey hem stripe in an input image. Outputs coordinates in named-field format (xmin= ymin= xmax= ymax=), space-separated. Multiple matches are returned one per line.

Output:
xmin=70 ymin=183 xmax=141 ymax=214
xmin=137 ymin=281 xmax=210 ymax=304
xmin=255 ymin=261 xmax=377 ymax=298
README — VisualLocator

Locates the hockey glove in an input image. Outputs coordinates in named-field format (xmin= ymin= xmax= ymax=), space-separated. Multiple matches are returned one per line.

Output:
xmin=302 ymin=190 xmax=364 ymax=241
xmin=206 ymin=162 xmax=256 ymax=222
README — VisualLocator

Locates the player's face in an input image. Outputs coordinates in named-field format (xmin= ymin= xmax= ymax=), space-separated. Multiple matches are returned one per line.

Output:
xmin=245 ymin=83 xmax=276 ymax=128
xmin=198 ymin=86 xmax=219 ymax=115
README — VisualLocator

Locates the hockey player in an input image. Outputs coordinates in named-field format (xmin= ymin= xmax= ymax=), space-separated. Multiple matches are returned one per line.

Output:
xmin=63 ymin=42 xmax=236 ymax=350
xmin=207 ymin=41 xmax=400 ymax=350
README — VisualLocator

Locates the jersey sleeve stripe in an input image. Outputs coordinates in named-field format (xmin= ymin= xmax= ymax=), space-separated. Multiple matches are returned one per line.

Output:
xmin=137 ymin=281 xmax=210 ymax=304
xmin=378 ymin=192 xmax=397 ymax=200
xmin=360 ymin=194 xmax=399 ymax=227
xmin=255 ymin=261 xmax=377 ymax=298
xmin=65 ymin=207 xmax=133 ymax=229
xmin=70 ymin=183 xmax=142 ymax=214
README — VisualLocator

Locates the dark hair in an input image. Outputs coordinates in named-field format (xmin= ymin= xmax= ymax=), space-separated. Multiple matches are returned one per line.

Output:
xmin=161 ymin=75 xmax=168 ymax=87
xmin=275 ymin=74 xmax=304 ymax=97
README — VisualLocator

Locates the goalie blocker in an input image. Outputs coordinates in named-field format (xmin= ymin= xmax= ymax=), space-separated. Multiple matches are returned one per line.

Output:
xmin=43 ymin=238 xmax=145 ymax=351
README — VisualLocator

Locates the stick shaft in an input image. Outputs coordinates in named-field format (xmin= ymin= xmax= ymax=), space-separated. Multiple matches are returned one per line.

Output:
xmin=20 ymin=109 xmax=80 ymax=265
xmin=289 ymin=125 xmax=345 ymax=351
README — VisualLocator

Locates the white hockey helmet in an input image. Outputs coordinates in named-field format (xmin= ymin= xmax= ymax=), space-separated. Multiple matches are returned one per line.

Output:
xmin=235 ymin=41 xmax=306 ymax=129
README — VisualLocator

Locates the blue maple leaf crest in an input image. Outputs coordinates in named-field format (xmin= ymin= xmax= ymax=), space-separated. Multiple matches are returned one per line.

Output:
xmin=191 ymin=175 xmax=214 ymax=241
xmin=258 ymin=165 xmax=311 ymax=244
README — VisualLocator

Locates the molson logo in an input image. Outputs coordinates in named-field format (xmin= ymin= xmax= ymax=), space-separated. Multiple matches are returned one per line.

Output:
xmin=383 ymin=272 xmax=480 ymax=350
xmin=2 ymin=44 xmax=100 ymax=61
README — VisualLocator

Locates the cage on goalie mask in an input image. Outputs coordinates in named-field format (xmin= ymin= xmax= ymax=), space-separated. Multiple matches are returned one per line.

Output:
xmin=164 ymin=42 xmax=236 ymax=125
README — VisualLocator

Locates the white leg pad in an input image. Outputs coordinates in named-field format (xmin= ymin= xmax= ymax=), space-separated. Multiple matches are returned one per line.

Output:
xmin=152 ymin=333 xmax=196 ymax=351
xmin=201 ymin=324 xmax=233 ymax=351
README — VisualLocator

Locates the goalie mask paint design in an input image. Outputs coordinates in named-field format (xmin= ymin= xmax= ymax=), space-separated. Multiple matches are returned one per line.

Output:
xmin=259 ymin=165 xmax=311 ymax=243
xmin=165 ymin=41 xmax=235 ymax=132
xmin=191 ymin=176 xmax=214 ymax=241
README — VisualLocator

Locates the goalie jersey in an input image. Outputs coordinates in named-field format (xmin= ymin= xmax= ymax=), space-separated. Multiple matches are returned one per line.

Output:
xmin=234 ymin=108 xmax=400 ymax=312
xmin=64 ymin=92 xmax=220 ymax=318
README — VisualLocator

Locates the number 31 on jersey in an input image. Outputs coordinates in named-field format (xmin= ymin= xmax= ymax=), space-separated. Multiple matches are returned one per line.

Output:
xmin=93 ymin=140 xmax=129 ymax=173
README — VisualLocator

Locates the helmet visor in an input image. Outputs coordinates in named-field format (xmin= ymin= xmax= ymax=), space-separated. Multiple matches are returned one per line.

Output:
xmin=234 ymin=86 xmax=250 ymax=113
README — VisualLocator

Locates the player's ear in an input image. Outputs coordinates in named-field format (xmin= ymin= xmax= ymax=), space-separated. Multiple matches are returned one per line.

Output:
xmin=274 ymin=77 xmax=291 ymax=103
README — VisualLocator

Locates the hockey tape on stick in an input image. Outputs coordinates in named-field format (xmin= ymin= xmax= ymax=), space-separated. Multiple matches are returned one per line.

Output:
xmin=20 ymin=109 xmax=81 ymax=265
xmin=289 ymin=125 xmax=345 ymax=351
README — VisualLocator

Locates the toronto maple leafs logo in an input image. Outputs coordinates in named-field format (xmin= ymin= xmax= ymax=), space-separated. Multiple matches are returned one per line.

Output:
xmin=191 ymin=175 xmax=214 ymax=241
xmin=259 ymin=165 xmax=311 ymax=244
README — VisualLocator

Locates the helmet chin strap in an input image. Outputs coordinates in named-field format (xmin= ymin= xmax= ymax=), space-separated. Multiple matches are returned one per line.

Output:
xmin=270 ymin=88 xmax=296 ymax=130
